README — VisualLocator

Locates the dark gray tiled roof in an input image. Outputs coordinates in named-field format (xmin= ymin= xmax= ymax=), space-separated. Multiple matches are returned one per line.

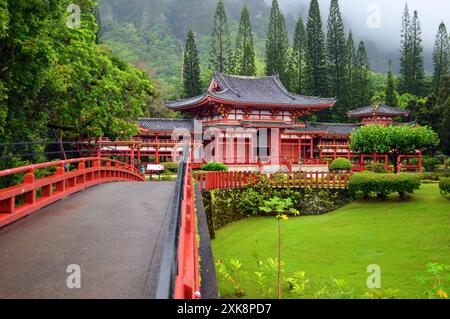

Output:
xmin=138 ymin=118 xmax=194 ymax=131
xmin=166 ymin=73 xmax=336 ymax=109
xmin=348 ymin=104 xmax=409 ymax=117
xmin=288 ymin=122 xmax=360 ymax=135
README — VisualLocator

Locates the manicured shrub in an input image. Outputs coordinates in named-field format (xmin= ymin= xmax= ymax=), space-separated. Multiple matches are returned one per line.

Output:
xmin=329 ymin=158 xmax=352 ymax=172
xmin=160 ymin=162 xmax=179 ymax=173
xmin=348 ymin=172 xmax=421 ymax=200
xmin=200 ymin=162 xmax=228 ymax=172
xmin=366 ymin=163 xmax=389 ymax=173
xmin=422 ymin=156 xmax=443 ymax=172
xmin=439 ymin=178 xmax=450 ymax=197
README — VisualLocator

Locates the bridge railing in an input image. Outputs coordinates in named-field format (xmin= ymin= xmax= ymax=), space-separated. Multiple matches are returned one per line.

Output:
xmin=0 ymin=157 xmax=145 ymax=228
xmin=156 ymin=147 xmax=200 ymax=299
xmin=196 ymin=171 xmax=351 ymax=192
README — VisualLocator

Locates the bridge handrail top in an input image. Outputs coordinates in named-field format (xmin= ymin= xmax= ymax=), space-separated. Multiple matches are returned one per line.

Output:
xmin=0 ymin=157 xmax=138 ymax=177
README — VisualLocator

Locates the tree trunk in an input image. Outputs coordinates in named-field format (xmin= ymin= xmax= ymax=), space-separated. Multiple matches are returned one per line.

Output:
xmin=278 ymin=219 xmax=282 ymax=300
xmin=391 ymin=152 xmax=399 ymax=174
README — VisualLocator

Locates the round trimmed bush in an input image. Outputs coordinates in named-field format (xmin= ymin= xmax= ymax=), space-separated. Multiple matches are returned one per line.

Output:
xmin=200 ymin=162 xmax=228 ymax=172
xmin=366 ymin=163 xmax=389 ymax=173
xmin=330 ymin=158 xmax=353 ymax=172
xmin=439 ymin=177 xmax=450 ymax=197
xmin=160 ymin=162 xmax=179 ymax=173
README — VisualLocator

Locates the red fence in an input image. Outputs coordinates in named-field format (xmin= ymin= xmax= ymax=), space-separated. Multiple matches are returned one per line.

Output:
xmin=0 ymin=158 xmax=145 ymax=228
xmin=195 ymin=171 xmax=351 ymax=192
xmin=174 ymin=159 xmax=201 ymax=299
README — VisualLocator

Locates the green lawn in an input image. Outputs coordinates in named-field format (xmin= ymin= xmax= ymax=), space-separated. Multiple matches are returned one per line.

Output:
xmin=211 ymin=184 xmax=450 ymax=299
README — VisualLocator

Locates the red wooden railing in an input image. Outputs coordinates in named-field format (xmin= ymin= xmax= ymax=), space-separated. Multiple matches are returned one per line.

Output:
xmin=0 ymin=158 xmax=145 ymax=228
xmin=174 ymin=157 xmax=201 ymax=299
xmin=195 ymin=171 xmax=351 ymax=192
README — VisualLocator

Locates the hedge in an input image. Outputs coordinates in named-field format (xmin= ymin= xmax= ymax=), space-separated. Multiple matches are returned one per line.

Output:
xmin=200 ymin=162 xmax=228 ymax=172
xmin=160 ymin=162 xmax=179 ymax=173
xmin=348 ymin=172 xmax=421 ymax=200
xmin=440 ymin=177 xmax=450 ymax=197
xmin=329 ymin=158 xmax=352 ymax=172
xmin=366 ymin=163 xmax=389 ymax=173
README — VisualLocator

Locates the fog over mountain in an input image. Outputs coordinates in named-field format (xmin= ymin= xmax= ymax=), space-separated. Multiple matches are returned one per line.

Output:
xmin=274 ymin=0 xmax=450 ymax=72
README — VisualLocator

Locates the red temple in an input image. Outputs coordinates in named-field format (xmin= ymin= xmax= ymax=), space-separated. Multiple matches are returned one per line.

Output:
xmin=97 ymin=73 xmax=422 ymax=172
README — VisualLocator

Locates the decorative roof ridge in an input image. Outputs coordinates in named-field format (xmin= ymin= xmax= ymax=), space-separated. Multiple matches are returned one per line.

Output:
xmin=272 ymin=74 xmax=297 ymax=100
xmin=165 ymin=94 xmax=207 ymax=104
xmin=214 ymin=72 xmax=240 ymax=97
xmin=138 ymin=118 xmax=193 ymax=121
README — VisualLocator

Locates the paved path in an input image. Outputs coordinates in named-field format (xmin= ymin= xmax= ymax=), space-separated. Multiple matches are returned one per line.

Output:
xmin=0 ymin=182 xmax=175 ymax=299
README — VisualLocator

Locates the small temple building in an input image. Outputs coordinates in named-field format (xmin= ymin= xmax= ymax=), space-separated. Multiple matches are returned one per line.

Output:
xmin=97 ymin=73 xmax=422 ymax=172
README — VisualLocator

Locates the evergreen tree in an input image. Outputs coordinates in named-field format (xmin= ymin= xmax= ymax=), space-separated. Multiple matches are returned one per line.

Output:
xmin=409 ymin=10 xmax=425 ymax=96
xmin=183 ymin=28 xmax=202 ymax=98
xmin=265 ymin=0 xmax=289 ymax=84
xmin=355 ymin=41 xmax=370 ymax=106
xmin=399 ymin=3 xmax=411 ymax=93
xmin=210 ymin=0 xmax=233 ymax=73
xmin=306 ymin=0 xmax=328 ymax=97
xmin=433 ymin=22 xmax=449 ymax=94
xmin=326 ymin=0 xmax=346 ymax=99
xmin=385 ymin=59 xmax=398 ymax=107
xmin=291 ymin=14 xmax=307 ymax=94
xmin=234 ymin=5 xmax=256 ymax=76
xmin=340 ymin=30 xmax=357 ymax=114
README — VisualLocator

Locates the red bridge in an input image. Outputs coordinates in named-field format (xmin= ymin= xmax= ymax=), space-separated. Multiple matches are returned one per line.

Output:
xmin=0 ymin=150 xmax=201 ymax=299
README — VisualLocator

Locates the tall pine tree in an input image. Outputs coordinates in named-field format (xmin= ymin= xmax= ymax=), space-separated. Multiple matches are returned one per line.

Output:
xmin=326 ymin=0 xmax=346 ymax=99
xmin=210 ymin=0 xmax=232 ymax=73
xmin=355 ymin=41 xmax=370 ymax=107
xmin=183 ymin=28 xmax=202 ymax=98
xmin=291 ymin=14 xmax=307 ymax=94
xmin=433 ymin=22 xmax=449 ymax=94
xmin=385 ymin=59 xmax=398 ymax=107
xmin=265 ymin=0 xmax=289 ymax=84
xmin=306 ymin=0 xmax=328 ymax=97
xmin=399 ymin=3 xmax=411 ymax=93
xmin=234 ymin=5 xmax=256 ymax=76
xmin=409 ymin=10 xmax=425 ymax=96
xmin=339 ymin=30 xmax=357 ymax=114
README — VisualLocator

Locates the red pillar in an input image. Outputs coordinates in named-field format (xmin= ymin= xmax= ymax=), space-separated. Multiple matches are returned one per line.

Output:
xmin=418 ymin=150 xmax=423 ymax=172
xmin=310 ymin=137 xmax=313 ymax=158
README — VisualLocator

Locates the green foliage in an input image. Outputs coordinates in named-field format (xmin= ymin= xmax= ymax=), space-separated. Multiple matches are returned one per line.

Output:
xmin=354 ymin=41 xmax=370 ymax=106
xmin=348 ymin=172 xmax=422 ymax=200
xmin=365 ymin=163 xmax=389 ymax=173
xmin=439 ymin=177 xmax=450 ymax=197
xmin=259 ymin=197 xmax=299 ymax=220
xmin=0 ymin=0 xmax=155 ymax=145
xmin=385 ymin=60 xmax=398 ymax=107
xmin=234 ymin=5 xmax=256 ymax=76
xmin=216 ymin=258 xmax=246 ymax=297
xmin=160 ymin=162 xmax=179 ymax=173
xmin=209 ymin=0 xmax=233 ymax=73
xmin=305 ymin=0 xmax=328 ymax=98
xmin=265 ymin=0 xmax=289 ymax=84
xmin=416 ymin=263 xmax=450 ymax=299
xmin=199 ymin=162 xmax=228 ymax=172
xmin=290 ymin=15 xmax=307 ymax=94
xmin=329 ymin=158 xmax=352 ymax=172
xmin=433 ymin=22 xmax=449 ymax=94
xmin=350 ymin=125 xmax=440 ymax=173
xmin=183 ymin=28 xmax=202 ymax=98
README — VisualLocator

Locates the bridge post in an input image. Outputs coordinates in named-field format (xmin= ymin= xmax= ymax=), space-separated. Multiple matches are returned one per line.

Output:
xmin=23 ymin=170 xmax=36 ymax=205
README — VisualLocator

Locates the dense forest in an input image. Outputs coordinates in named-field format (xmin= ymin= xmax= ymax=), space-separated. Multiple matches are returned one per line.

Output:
xmin=0 ymin=0 xmax=155 ymax=168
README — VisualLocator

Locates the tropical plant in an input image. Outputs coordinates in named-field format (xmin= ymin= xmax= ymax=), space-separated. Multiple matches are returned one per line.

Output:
xmin=260 ymin=197 xmax=299 ymax=299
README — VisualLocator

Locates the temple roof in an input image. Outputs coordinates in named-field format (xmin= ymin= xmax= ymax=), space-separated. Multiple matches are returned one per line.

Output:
xmin=166 ymin=73 xmax=336 ymax=110
xmin=138 ymin=118 xmax=194 ymax=131
xmin=347 ymin=104 xmax=409 ymax=118
xmin=287 ymin=122 xmax=360 ymax=136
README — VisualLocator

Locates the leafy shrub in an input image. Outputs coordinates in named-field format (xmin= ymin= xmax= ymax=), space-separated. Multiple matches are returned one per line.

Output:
xmin=348 ymin=172 xmax=422 ymax=200
xmin=439 ymin=178 xmax=450 ymax=197
xmin=366 ymin=163 xmax=389 ymax=173
xmin=420 ymin=172 xmax=450 ymax=181
xmin=329 ymin=158 xmax=352 ymax=172
xmin=200 ymin=162 xmax=228 ymax=172
xmin=422 ymin=156 xmax=443 ymax=172
xmin=160 ymin=162 xmax=179 ymax=173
